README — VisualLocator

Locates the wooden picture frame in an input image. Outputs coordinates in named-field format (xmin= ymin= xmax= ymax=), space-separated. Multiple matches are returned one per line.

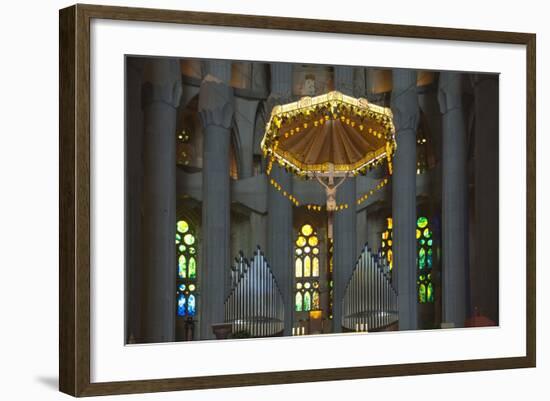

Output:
xmin=59 ymin=3 xmax=536 ymax=397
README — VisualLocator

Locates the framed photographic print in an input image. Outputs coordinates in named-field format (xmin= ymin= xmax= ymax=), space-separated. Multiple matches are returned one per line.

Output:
xmin=59 ymin=3 xmax=536 ymax=397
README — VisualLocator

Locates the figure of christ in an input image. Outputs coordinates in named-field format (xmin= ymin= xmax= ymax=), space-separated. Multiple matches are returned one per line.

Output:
xmin=314 ymin=164 xmax=348 ymax=212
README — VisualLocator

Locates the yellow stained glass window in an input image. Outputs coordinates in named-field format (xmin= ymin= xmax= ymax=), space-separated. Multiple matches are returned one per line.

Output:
xmin=304 ymin=255 xmax=311 ymax=277
xmin=296 ymin=236 xmax=307 ymax=247
xmin=312 ymin=257 xmax=319 ymax=277
xmin=177 ymin=220 xmax=189 ymax=234
xmin=308 ymin=236 xmax=319 ymax=247
xmin=312 ymin=291 xmax=320 ymax=310
xmin=295 ymin=258 xmax=303 ymax=278
xmin=301 ymin=224 xmax=313 ymax=236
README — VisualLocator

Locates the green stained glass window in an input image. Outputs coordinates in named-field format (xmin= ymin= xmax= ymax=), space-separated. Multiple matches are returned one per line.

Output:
xmin=418 ymin=284 xmax=426 ymax=303
xmin=418 ymin=247 xmax=426 ymax=269
xmin=188 ymin=256 xmax=197 ymax=279
xmin=184 ymin=233 xmax=195 ymax=245
xmin=295 ymin=292 xmax=303 ymax=311
xmin=416 ymin=216 xmax=434 ymax=303
xmin=427 ymin=282 xmax=434 ymax=302
xmin=178 ymin=255 xmax=187 ymax=278
xmin=176 ymin=219 xmax=199 ymax=318
xmin=303 ymin=291 xmax=311 ymax=312
xmin=417 ymin=216 xmax=428 ymax=228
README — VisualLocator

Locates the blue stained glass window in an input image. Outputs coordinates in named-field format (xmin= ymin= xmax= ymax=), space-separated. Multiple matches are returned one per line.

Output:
xmin=177 ymin=293 xmax=186 ymax=317
xmin=187 ymin=294 xmax=196 ymax=317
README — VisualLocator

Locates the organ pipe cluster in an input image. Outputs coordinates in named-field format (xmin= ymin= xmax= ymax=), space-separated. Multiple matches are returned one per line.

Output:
xmin=342 ymin=244 xmax=398 ymax=332
xmin=224 ymin=248 xmax=285 ymax=337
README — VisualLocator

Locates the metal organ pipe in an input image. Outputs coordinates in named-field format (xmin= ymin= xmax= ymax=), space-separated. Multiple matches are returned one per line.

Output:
xmin=224 ymin=247 xmax=285 ymax=338
xmin=341 ymin=244 xmax=399 ymax=332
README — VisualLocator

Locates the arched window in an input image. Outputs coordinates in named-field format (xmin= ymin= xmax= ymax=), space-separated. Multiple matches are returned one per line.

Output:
xmin=416 ymin=216 xmax=434 ymax=303
xmin=381 ymin=217 xmax=393 ymax=271
xmin=175 ymin=219 xmax=199 ymax=317
xmin=295 ymin=223 xmax=321 ymax=312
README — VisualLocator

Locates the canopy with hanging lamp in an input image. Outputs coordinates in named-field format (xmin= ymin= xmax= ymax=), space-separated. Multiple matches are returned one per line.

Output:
xmin=261 ymin=90 xmax=396 ymax=238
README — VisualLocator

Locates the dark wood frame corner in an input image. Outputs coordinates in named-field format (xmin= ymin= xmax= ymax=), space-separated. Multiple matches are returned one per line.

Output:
xmin=59 ymin=3 xmax=536 ymax=397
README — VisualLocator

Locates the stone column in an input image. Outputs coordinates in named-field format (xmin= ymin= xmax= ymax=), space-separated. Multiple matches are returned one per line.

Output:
xmin=140 ymin=58 xmax=182 ymax=343
xmin=199 ymin=60 xmax=234 ymax=340
xmin=391 ymin=69 xmax=419 ymax=331
xmin=125 ymin=57 xmax=144 ymax=343
xmin=332 ymin=66 xmax=357 ymax=332
xmin=267 ymin=63 xmax=294 ymax=336
xmin=470 ymin=75 xmax=499 ymax=323
xmin=439 ymin=72 xmax=468 ymax=328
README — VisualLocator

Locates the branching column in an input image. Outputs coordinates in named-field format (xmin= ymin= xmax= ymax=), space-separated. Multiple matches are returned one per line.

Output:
xmin=333 ymin=66 xmax=357 ymax=332
xmin=391 ymin=69 xmax=419 ymax=331
xmin=439 ymin=72 xmax=468 ymax=328
xmin=140 ymin=58 xmax=182 ymax=343
xmin=198 ymin=61 xmax=234 ymax=339
xmin=266 ymin=63 xmax=294 ymax=335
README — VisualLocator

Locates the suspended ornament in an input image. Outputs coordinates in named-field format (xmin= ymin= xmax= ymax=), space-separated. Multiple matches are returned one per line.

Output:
xmin=261 ymin=91 xmax=396 ymax=238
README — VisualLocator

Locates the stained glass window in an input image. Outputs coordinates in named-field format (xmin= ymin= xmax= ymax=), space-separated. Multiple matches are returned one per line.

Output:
xmin=303 ymin=291 xmax=311 ymax=312
xmin=416 ymin=216 xmax=434 ymax=304
xmin=295 ymin=292 xmax=303 ymax=312
xmin=176 ymin=219 xmax=199 ymax=317
xmin=295 ymin=223 xmax=321 ymax=312
xmin=381 ymin=217 xmax=393 ymax=271
xmin=312 ymin=291 xmax=320 ymax=310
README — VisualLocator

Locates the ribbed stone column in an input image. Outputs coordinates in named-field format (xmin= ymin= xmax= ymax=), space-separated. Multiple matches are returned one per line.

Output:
xmin=266 ymin=63 xmax=294 ymax=335
xmin=333 ymin=66 xmax=357 ymax=332
xmin=140 ymin=58 xmax=182 ymax=343
xmin=439 ymin=72 xmax=468 ymax=328
xmin=199 ymin=60 xmax=234 ymax=339
xmin=391 ymin=69 xmax=419 ymax=331
xmin=471 ymin=75 xmax=499 ymax=323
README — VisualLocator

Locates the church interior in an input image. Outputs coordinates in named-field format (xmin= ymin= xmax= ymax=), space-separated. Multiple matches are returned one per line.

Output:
xmin=125 ymin=57 xmax=499 ymax=344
